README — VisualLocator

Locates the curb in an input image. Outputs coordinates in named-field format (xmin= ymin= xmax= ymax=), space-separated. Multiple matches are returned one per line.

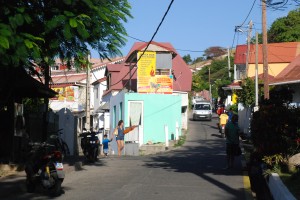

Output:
xmin=240 ymin=144 xmax=254 ymax=200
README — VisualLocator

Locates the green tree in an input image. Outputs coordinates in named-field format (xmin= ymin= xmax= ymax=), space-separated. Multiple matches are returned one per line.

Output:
xmin=0 ymin=0 xmax=132 ymax=141
xmin=191 ymin=56 xmax=205 ymax=64
xmin=0 ymin=0 xmax=132 ymax=69
xmin=268 ymin=8 xmax=300 ymax=43
xmin=192 ymin=56 xmax=233 ymax=99
xmin=236 ymin=78 xmax=255 ymax=107
xmin=251 ymin=8 xmax=300 ymax=43
xmin=182 ymin=54 xmax=192 ymax=64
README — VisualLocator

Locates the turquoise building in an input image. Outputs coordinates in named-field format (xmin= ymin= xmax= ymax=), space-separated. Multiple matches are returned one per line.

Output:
xmin=110 ymin=91 xmax=182 ymax=145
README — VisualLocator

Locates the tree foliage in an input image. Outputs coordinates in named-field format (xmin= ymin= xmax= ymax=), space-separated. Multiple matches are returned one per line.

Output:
xmin=236 ymin=78 xmax=255 ymax=107
xmin=191 ymin=56 xmax=205 ymax=64
xmin=268 ymin=8 xmax=300 ymax=43
xmin=182 ymin=54 xmax=192 ymax=65
xmin=0 ymin=0 xmax=132 ymax=69
xmin=251 ymin=86 xmax=300 ymax=157
xmin=192 ymin=56 xmax=233 ymax=98
xmin=251 ymin=8 xmax=300 ymax=44
xmin=203 ymin=46 xmax=226 ymax=59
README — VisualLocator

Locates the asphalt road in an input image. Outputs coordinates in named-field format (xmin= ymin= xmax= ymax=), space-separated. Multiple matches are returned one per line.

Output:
xmin=0 ymin=115 xmax=246 ymax=200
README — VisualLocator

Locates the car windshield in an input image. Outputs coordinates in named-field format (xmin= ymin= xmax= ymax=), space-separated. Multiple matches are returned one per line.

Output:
xmin=194 ymin=104 xmax=211 ymax=110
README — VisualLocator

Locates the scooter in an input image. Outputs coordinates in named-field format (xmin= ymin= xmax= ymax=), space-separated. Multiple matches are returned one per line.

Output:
xmin=219 ymin=124 xmax=226 ymax=138
xmin=79 ymin=131 xmax=100 ymax=162
xmin=25 ymin=142 xmax=65 ymax=196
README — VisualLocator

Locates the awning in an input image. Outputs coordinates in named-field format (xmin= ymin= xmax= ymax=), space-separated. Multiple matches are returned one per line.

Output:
xmin=0 ymin=66 xmax=57 ymax=101
xmin=94 ymin=102 xmax=110 ymax=113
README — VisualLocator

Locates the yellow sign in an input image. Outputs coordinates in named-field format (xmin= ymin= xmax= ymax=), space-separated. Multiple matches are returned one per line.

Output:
xmin=52 ymin=86 xmax=75 ymax=101
xmin=137 ymin=51 xmax=156 ymax=93
xmin=138 ymin=75 xmax=173 ymax=94
xmin=137 ymin=51 xmax=156 ymax=77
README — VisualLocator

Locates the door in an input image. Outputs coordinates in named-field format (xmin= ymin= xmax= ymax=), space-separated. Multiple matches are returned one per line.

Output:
xmin=126 ymin=101 xmax=143 ymax=144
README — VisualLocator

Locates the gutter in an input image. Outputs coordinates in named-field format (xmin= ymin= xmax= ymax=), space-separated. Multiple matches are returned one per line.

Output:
xmin=270 ymin=79 xmax=300 ymax=86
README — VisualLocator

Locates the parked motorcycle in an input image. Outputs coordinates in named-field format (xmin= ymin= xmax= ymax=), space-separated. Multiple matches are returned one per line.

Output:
xmin=25 ymin=142 xmax=65 ymax=196
xmin=48 ymin=129 xmax=70 ymax=160
xmin=79 ymin=131 xmax=100 ymax=162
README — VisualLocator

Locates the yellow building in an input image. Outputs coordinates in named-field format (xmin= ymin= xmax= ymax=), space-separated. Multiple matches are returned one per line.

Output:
xmin=234 ymin=42 xmax=300 ymax=80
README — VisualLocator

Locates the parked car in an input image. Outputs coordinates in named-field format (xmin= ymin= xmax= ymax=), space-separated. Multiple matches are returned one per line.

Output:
xmin=193 ymin=101 xmax=212 ymax=121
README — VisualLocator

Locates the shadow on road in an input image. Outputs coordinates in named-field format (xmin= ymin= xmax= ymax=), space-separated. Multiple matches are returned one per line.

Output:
xmin=0 ymin=156 xmax=106 ymax=199
xmin=143 ymin=136 xmax=245 ymax=199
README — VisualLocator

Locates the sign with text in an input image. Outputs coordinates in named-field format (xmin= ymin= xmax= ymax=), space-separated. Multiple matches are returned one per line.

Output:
xmin=52 ymin=86 xmax=75 ymax=101
xmin=137 ymin=51 xmax=156 ymax=93
xmin=138 ymin=75 xmax=173 ymax=94
xmin=137 ymin=51 xmax=173 ymax=94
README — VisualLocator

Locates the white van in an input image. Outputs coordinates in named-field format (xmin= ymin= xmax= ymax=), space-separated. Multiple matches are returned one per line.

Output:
xmin=192 ymin=101 xmax=212 ymax=121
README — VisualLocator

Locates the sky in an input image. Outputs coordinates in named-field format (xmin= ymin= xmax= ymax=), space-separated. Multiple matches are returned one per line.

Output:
xmin=91 ymin=0 xmax=299 ymax=60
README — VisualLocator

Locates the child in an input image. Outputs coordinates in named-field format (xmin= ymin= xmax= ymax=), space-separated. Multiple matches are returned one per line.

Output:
xmin=102 ymin=134 xmax=112 ymax=157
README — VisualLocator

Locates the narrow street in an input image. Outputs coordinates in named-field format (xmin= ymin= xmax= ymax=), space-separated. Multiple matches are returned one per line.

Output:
xmin=0 ymin=115 xmax=246 ymax=200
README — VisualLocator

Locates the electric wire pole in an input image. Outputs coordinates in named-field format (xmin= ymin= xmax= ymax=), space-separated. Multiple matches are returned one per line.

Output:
xmin=86 ymin=55 xmax=91 ymax=131
xmin=255 ymin=32 xmax=259 ymax=107
xmin=228 ymin=48 xmax=231 ymax=78
xmin=262 ymin=0 xmax=269 ymax=99
xmin=246 ymin=20 xmax=253 ymax=77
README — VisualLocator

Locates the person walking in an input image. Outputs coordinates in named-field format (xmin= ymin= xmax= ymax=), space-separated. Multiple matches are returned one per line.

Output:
xmin=102 ymin=134 xmax=112 ymax=157
xmin=225 ymin=114 xmax=241 ymax=169
xmin=115 ymin=120 xmax=137 ymax=157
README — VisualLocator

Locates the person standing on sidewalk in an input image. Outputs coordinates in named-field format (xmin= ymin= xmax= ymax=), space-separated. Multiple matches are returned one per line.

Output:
xmin=225 ymin=114 xmax=240 ymax=169
xmin=115 ymin=120 xmax=137 ymax=157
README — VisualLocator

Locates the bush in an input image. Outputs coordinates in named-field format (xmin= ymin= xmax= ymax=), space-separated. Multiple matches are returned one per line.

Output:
xmin=251 ymin=86 xmax=300 ymax=157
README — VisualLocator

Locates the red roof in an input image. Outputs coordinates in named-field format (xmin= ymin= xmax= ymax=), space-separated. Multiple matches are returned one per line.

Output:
xmin=104 ymin=42 xmax=192 ymax=95
xmin=103 ymin=64 xmax=137 ymax=96
xmin=234 ymin=42 xmax=300 ymax=64
xmin=51 ymin=74 xmax=86 ymax=84
xmin=271 ymin=55 xmax=300 ymax=85
xmin=92 ymin=77 xmax=107 ymax=85
xmin=125 ymin=41 xmax=177 ymax=62
xmin=249 ymin=74 xmax=275 ymax=82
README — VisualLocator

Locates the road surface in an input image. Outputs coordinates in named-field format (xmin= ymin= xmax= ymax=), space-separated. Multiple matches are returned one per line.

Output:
xmin=0 ymin=115 xmax=247 ymax=200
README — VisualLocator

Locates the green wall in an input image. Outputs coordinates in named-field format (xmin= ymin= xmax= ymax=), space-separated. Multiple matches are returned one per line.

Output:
xmin=124 ymin=93 xmax=182 ymax=144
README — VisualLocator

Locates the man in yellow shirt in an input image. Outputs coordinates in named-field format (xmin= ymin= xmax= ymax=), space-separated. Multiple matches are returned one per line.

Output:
xmin=219 ymin=111 xmax=228 ymax=137
xmin=220 ymin=112 xmax=228 ymax=125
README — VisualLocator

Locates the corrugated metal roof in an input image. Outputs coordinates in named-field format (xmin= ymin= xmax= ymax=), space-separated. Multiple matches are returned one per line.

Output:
xmin=234 ymin=42 xmax=300 ymax=64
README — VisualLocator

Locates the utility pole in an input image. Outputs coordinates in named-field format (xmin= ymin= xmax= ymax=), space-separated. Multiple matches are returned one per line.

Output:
xmin=227 ymin=48 xmax=231 ymax=79
xmin=86 ymin=55 xmax=91 ymax=131
xmin=262 ymin=0 xmax=269 ymax=99
xmin=245 ymin=20 xmax=253 ymax=77
xmin=209 ymin=67 xmax=212 ymax=103
xmin=255 ymin=32 xmax=259 ymax=108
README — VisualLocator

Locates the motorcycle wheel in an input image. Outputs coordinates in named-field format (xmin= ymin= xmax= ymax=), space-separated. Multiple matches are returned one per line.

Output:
xmin=48 ymin=178 xmax=63 ymax=197
xmin=93 ymin=148 xmax=98 ymax=162
xmin=221 ymin=128 xmax=225 ymax=138
xmin=26 ymin=178 xmax=35 ymax=193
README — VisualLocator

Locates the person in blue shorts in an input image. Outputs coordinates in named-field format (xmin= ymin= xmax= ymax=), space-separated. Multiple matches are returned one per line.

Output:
xmin=102 ymin=134 xmax=112 ymax=157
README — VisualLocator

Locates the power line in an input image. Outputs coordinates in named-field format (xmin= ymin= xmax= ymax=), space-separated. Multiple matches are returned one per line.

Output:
xmin=240 ymin=0 xmax=257 ymax=27
xmin=127 ymin=35 xmax=205 ymax=53
xmin=231 ymin=0 xmax=257 ymax=50
xmin=121 ymin=0 xmax=175 ymax=90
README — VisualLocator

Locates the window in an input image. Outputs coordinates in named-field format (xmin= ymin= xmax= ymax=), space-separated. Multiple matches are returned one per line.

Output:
xmin=236 ymin=64 xmax=246 ymax=80
xmin=51 ymin=65 xmax=59 ymax=71
xmin=119 ymin=102 xmax=123 ymax=120
xmin=95 ymin=87 xmax=99 ymax=99
xmin=194 ymin=104 xmax=211 ymax=110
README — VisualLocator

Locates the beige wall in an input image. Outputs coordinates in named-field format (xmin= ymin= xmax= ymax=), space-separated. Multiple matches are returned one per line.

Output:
xmin=247 ymin=63 xmax=289 ymax=77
